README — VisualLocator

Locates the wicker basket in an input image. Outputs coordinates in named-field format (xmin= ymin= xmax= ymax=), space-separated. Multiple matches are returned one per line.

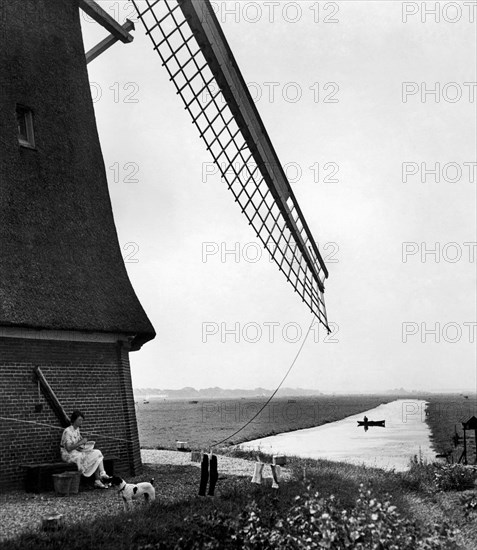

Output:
xmin=52 ymin=473 xmax=72 ymax=496
xmin=63 ymin=471 xmax=82 ymax=494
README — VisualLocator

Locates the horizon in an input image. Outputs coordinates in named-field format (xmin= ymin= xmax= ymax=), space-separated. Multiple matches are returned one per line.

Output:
xmin=132 ymin=386 xmax=477 ymax=395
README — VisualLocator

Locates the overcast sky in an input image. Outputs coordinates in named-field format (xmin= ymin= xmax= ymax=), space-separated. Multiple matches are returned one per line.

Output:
xmin=81 ymin=1 xmax=476 ymax=393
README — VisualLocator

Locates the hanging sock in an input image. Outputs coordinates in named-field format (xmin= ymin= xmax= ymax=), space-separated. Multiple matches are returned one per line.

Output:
xmin=251 ymin=462 xmax=264 ymax=484
xmin=270 ymin=464 xmax=280 ymax=489
xmin=198 ymin=454 xmax=209 ymax=496
xmin=208 ymin=454 xmax=218 ymax=496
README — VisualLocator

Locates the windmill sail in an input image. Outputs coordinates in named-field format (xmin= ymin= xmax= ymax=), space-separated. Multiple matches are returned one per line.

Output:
xmin=132 ymin=0 xmax=330 ymax=331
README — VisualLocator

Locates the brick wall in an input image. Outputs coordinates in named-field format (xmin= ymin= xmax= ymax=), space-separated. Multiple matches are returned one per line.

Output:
xmin=0 ymin=336 xmax=142 ymax=490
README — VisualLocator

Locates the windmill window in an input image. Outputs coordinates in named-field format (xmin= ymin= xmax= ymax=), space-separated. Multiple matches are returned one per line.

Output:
xmin=16 ymin=105 xmax=35 ymax=148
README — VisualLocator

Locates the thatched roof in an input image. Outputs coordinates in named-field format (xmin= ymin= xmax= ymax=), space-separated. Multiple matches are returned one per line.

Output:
xmin=0 ymin=0 xmax=155 ymax=351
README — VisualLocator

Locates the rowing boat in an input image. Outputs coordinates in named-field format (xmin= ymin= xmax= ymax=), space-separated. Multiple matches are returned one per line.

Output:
xmin=357 ymin=420 xmax=385 ymax=427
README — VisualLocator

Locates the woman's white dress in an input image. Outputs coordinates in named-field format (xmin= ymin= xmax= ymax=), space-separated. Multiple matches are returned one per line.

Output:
xmin=60 ymin=425 xmax=103 ymax=477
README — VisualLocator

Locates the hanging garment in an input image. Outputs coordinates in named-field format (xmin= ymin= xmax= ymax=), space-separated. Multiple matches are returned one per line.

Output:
xmin=198 ymin=454 xmax=218 ymax=496
xmin=198 ymin=454 xmax=209 ymax=496
xmin=251 ymin=462 xmax=264 ymax=484
xmin=270 ymin=464 xmax=280 ymax=489
xmin=208 ymin=454 xmax=218 ymax=496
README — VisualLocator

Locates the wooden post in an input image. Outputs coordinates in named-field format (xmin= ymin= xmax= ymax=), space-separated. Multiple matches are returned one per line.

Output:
xmin=474 ymin=428 xmax=477 ymax=464
xmin=463 ymin=428 xmax=467 ymax=465
xmin=34 ymin=367 xmax=70 ymax=428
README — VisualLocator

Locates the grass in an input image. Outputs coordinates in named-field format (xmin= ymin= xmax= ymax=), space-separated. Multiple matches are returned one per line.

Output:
xmin=2 ymin=453 xmax=475 ymax=549
xmin=425 ymin=395 xmax=477 ymax=461
xmin=223 ymin=447 xmax=410 ymax=510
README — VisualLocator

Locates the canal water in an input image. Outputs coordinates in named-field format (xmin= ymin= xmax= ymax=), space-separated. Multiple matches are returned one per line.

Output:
xmin=239 ymin=399 xmax=435 ymax=471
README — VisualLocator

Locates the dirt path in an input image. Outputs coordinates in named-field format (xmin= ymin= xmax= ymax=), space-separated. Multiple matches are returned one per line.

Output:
xmin=0 ymin=450 xmax=290 ymax=542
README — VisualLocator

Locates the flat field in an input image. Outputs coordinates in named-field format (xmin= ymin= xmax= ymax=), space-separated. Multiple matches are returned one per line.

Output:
xmin=136 ymin=394 xmax=397 ymax=449
xmin=137 ymin=393 xmax=477 ymax=462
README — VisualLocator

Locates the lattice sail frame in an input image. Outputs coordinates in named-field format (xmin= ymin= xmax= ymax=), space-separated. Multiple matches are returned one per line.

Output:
xmin=131 ymin=0 xmax=330 ymax=330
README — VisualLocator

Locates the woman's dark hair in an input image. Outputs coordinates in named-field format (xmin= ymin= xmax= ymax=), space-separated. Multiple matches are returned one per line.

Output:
xmin=70 ymin=410 xmax=85 ymax=424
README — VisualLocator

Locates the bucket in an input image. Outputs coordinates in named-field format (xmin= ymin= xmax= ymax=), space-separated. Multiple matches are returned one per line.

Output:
xmin=63 ymin=471 xmax=82 ymax=494
xmin=190 ymin=451 xmax=201 ymax=463
xmin=273 ymin=455 xmax=286 ymax=466
xmin=52 ymin=473 xmax=72 ymax=496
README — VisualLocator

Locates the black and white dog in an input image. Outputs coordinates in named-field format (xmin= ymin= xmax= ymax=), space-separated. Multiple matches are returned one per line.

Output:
xmin=110 ymin=476 xmax=156 ymax=511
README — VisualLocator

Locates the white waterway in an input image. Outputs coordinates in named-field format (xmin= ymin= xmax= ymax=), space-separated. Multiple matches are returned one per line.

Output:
xmin=239 ymin=399 xmax=435 ymax=471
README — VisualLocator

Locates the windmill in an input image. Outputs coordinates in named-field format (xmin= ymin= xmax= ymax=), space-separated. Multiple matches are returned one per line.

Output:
xmin=0 ymin=0 xmax=329 ymax=489
xmin=0 ymin=0 xmax=154 ymax=490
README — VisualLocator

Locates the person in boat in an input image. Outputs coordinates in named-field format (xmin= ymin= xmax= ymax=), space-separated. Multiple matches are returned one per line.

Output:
xmin=363 ymin=416 xmax=368 ymax=423
xmin=60 ymin=410 xmax=111 ymax=489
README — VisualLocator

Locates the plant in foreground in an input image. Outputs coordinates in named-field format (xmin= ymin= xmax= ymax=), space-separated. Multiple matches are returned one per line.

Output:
xmin=174 ymin=484 xmax=458 ymax=549
xmin=460 ymin=492 xmax=477 ymax=518
xmin=235 ymin=484 xmax=457 ymax=549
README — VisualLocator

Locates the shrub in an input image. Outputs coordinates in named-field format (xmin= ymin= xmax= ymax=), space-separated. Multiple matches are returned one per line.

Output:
xmin=176 ymin=484 xmax=457 ymax=549
xmin=401 ymin=456 xmax=437 ymax=492
xmin=402 ymin=458 xmax=477 ymax=493
xmin=433 ymin=464 xmax=476 ymax=492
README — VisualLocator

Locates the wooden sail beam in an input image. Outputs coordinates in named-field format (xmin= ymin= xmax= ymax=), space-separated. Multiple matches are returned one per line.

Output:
xmin=79 ymin=0 xmax=134 ymax=43
xmin=131 ymin=0 xmax=330 ymax=329
xmin=86 ymin=19 xmax=135 ymax=64
xmin=180 ymin=0 xmax=328 ymax=283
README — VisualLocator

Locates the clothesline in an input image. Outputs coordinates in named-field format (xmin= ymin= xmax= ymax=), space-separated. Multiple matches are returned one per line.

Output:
xmin=0 ymin=416 xmax=136 ymax=444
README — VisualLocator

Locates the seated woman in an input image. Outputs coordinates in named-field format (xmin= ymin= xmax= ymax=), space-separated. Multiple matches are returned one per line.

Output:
xmin=60 ymin=410 xmax=111 ymax=489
